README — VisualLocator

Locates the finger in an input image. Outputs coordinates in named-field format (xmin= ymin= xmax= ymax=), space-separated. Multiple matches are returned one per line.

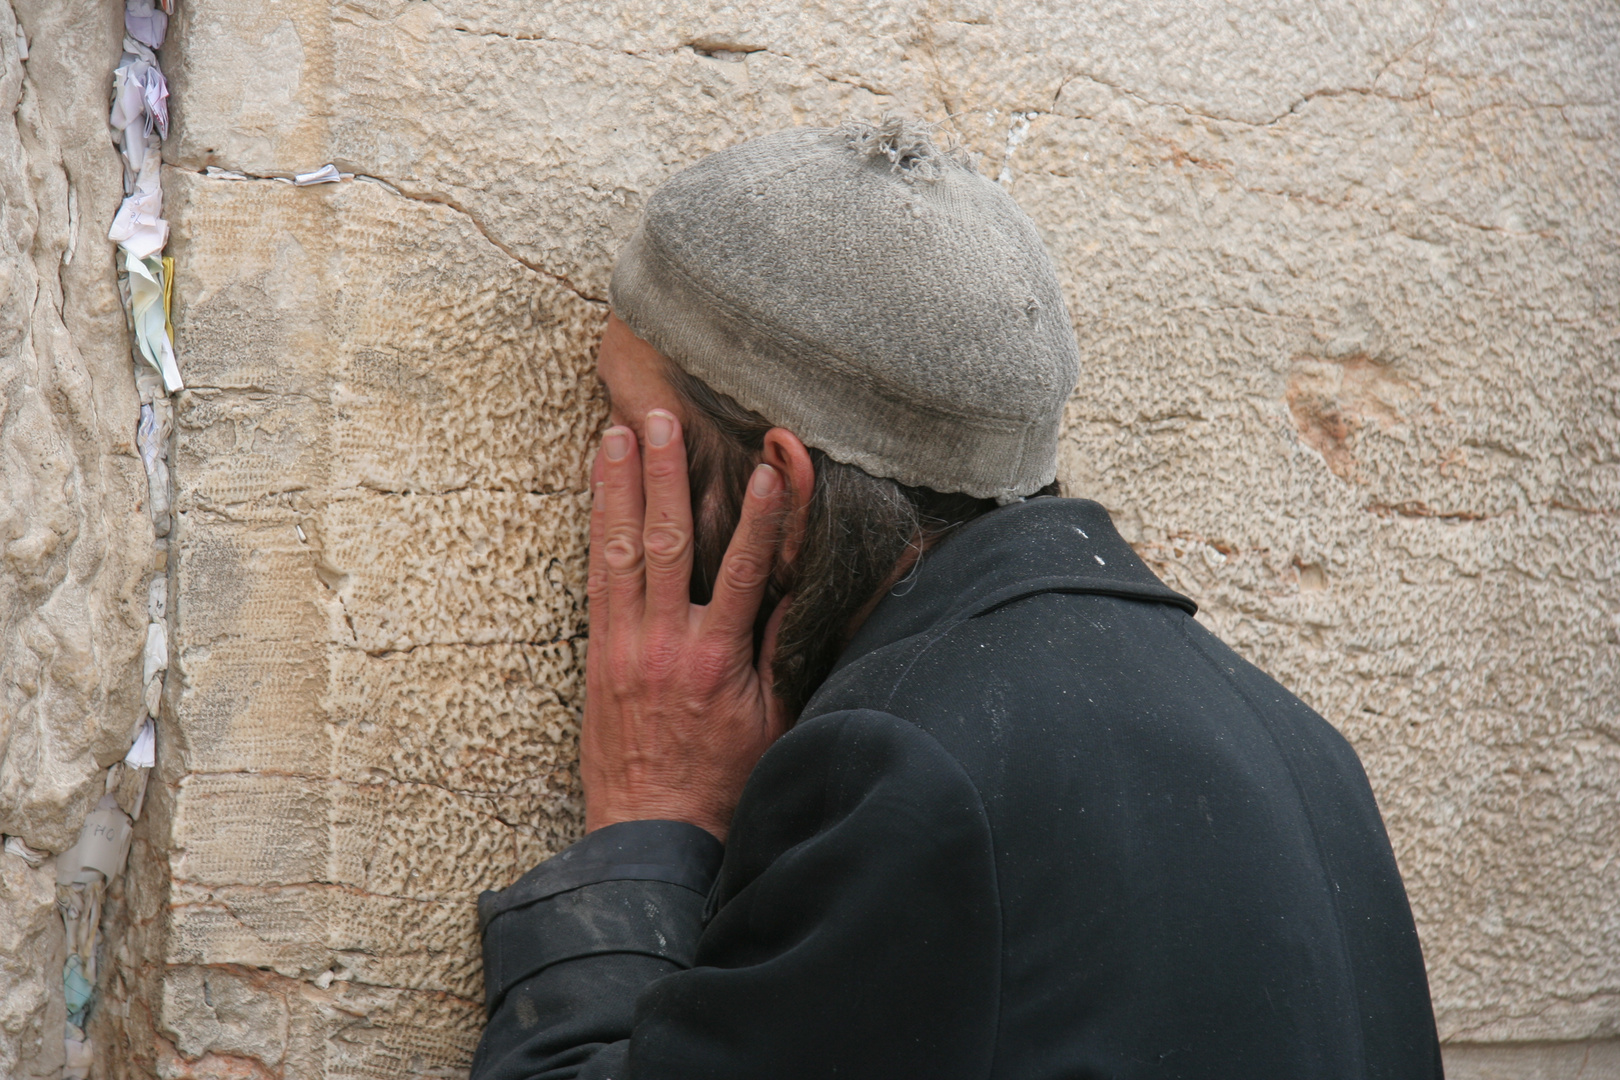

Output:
xmin=704 ymin=463 xmax=784 ymax=642
xmin=639 ymin=410 xmax=695 ymax=625
xmin=587 ymin=473 xmax=610 ymax=640
xmin=598 ymin=425 xmax=647 ymax=620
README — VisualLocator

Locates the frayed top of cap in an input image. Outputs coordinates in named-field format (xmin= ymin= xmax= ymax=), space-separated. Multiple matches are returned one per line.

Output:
xmin=840 ymin=116 xmax=975 ymax=181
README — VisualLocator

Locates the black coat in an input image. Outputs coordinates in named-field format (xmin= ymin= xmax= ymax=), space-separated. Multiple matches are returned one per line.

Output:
xmin=474 ymin=498 xmax=1443 ymax=1080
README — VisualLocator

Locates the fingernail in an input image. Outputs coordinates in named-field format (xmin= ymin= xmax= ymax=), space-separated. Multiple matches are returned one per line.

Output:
xmin=750 ymin=463 xmax=780 ymax=498
xmin=603 ymin=428 xmax=631 ymax=462
xmin=646 ymin=410 xmax=675 ymax=448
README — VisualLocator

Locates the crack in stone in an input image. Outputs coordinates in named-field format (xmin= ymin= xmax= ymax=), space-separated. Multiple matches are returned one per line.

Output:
xmin=159 ymin=959 xmax=484 ymax=1008
xmin=443 ymin=21 xmax=893 ymax=98
xmin=357 ymin=632 xmax=587 ymax=659
xmin=176 ymin=164 xmax=607 ymax=305
xmin=353 ymin=174 xmax=609 ymax=305
xmin=169 ymin=879 xmax=465 ymax=908
xmin=175 ymin=770 xmax=575 ymax=841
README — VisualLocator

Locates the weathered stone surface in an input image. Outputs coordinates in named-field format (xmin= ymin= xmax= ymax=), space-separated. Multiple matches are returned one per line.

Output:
xmin=4 ymin=0 xmax=1613 ymax=1077
xmin=0 ymin=853 xmax=67 ymax=1078
xmin=95 ymin=168 xmax=603 ymax=1076
xmin=0 ymin=0 xmax=149 ymax=1073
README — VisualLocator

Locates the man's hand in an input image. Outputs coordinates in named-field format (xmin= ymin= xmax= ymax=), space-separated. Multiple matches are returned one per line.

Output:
xmin=582 ymin=410 xmax=790 ymax=842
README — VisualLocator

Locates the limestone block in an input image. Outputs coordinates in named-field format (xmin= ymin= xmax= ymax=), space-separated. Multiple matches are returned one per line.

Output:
xmin=163 ymin=0 xmax=887 ymax=295
xmin=121 ymin=149 xmax=605 ymax=1077
xmin=0 ymin=0 xmax=151 ymax=1073
xmin=161 ymin=965 xmax=291 ymax=1064
xmin=171 ymin=637 xmax=329 ymax=775
xmin=0 ymin=855 xmax=67 ymax=1078
xmin=329 ymin=641 xmax=584 ymax=837
xmin=320 ymin=489 xmax=588 ymax=653
xmin=168 ymin=882 xmax=480 ymax=998
xmin=1444 ymin=1040 xmax=1620 ymax=1080
xmin=0 ymin=0 xmax=147 ymax=849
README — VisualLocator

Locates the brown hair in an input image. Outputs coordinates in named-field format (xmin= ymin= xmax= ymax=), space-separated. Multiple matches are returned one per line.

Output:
xmin=669 ymin=365 xmax=1060 ymax=718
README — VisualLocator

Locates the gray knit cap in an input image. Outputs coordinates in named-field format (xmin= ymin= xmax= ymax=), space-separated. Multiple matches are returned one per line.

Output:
xmin=609 ymin=119 xmax=1080 ymax=502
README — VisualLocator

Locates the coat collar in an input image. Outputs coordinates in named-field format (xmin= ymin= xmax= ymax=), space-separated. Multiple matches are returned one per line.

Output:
xmin=829 ymin=497 xmax=1196 ymax=679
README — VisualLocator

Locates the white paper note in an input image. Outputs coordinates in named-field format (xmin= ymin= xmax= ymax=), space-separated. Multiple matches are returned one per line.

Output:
xmin=109 ymin=155 xmax=169 ymax=261
xmin=141 ymin=620 xmax=168 ymax=685
xmin=295 ymin=164 xmax=352 ymax=186
xmin=124 ymin=0 xmax=168 ymax=48
xmin=125 ymin=718 xmax=156 ymax=768
xmin=124 ymin=253 xmax=182 ymax=391
xmin=3 ymin=835 xmax=46 ymax=867
xmin=74 ymin=800 xmax=133 ymax=880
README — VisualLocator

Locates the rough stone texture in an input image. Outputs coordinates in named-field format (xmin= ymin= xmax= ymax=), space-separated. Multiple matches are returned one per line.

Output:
xmin=0 ymin=0 xmax=149 ymax=1075
xmin=2 ymin=0 xmax=1612 ymax=1077
xmin=88 ymin=169 xmax=603 ymax=1078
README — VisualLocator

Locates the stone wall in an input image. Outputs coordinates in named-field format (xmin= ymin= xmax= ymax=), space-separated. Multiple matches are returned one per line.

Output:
xmin=1 ymin=1 xmax=1615 ymax=1077
xmin=0 ymin=1 xmax=152 ymax=1075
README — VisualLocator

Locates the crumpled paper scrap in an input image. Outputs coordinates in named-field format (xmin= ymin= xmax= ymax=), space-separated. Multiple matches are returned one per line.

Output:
xmin=110 ymin=51 xmax=168 ymax=141
xmin=148 ymin=575 xmax=167 ymax=621
xmin=64 ymin=1033 xmax=93 ymax=1080
xmin=126 ymin=253 xmax=183 ymax=391
xmin=56 ymin=796 xmax=134 ymax=888
xmin=109 ymin=152 xmax=168 ymax=260
xmin=125 ymin=719 xmax=156 ymax=769
xmin=141 ymin=618 xmax=169 ymax=685
xmin=64 ymin=956 xmax=95 ymax=1028
xmin=295 ymin=163 xmax=354 ymax=185
xmin=124 ymin=0 xmax=167 ymax=49
xmin=3 ymin=835 xmax=47 ymax=867
xmin=163 ymin=254 xmax=176 ymax=340
xmin=137 ymin=401 xmax=173 ymax=535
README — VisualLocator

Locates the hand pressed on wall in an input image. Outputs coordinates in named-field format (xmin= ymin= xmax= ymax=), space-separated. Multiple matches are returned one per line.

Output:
xmin=583 ymin=410 xmax=792 ymax=842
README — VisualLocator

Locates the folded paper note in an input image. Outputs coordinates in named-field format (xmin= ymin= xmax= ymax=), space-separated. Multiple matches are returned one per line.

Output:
xmin=55 ymin=796 xmax=133 ymax=886
xmin=126 ymin=719 xmax=156 ymax=768
xmin=109 ymin=154 xmax=168 ymax=260
xmin=141 ymin=620 xmax=168 ymax=685
xmin=295 ymin=164 xmax=353 ymax=186
xmin=126 ymin=253 xmax=183 ymax=391
xmin=110 ymin=53 xmax=168 ymax=141
xmin=74 ymin=798 xmax=134 ymax=881
xmin=3 ymin=836 xmax=46 ymax=867
xmin=124 ymin=0 xmax=167 ymax=48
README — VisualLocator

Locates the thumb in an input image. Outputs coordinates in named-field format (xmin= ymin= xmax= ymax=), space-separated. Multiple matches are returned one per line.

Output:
xmin=757 ymin=593 xmax=793 ymax=740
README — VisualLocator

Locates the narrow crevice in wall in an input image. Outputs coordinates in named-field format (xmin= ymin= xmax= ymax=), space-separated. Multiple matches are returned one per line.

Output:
xmin=56 ymin=2 xmax=175 ymax=1077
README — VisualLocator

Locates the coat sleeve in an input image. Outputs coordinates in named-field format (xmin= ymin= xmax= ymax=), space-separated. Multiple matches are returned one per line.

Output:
xmin=473 ymin=709 xmax=1002 ymax=1080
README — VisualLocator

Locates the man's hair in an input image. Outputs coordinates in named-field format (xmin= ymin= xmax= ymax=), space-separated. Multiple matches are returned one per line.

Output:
xmin=668 ymin=364 xmax=1061 ymax=718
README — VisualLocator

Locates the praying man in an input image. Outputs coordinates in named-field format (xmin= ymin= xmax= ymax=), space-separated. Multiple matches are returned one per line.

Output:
xmin=472 ymin=120 xmax=1444 ymax=1080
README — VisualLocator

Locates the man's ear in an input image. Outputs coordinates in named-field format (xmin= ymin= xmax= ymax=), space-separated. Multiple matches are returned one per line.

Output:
xmin=759 ymin=428 xmax=816 ymax=566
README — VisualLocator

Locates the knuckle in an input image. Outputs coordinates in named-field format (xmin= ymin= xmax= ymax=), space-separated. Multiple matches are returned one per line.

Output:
xmin=722 ymin=552 xmax=768 ymax=590
xmin=608 ymin=637 xmax=643 ymax=676
xmin=689 ymin=650 xmax=735 ymax=686
xmin=602 ymin=531 xmax=642 ymax=572
xmin=642 ymin=524 xmax=691 ymax=567
xmin=640 ymin=636 xmax=683 ymax=675
xmin=644 ymin=456 xmax=683 ymax=482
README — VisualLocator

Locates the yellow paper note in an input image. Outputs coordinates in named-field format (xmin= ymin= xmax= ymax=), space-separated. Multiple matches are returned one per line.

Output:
xmin=162 ymin=255 xmax=175 ymax=345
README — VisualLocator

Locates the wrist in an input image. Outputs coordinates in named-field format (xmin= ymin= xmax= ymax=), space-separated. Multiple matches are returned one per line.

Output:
xmin=585 ymin=798 xmax=732 ymax=843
